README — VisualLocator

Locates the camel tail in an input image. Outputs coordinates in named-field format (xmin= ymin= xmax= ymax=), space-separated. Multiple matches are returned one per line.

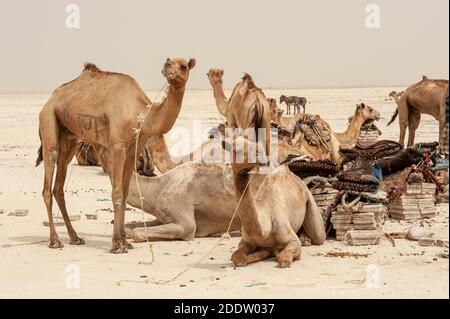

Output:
xmin=387 ymin=108 xmax=398 ymax=126
xmin=35 ymin=132 xmax=43 ymax=167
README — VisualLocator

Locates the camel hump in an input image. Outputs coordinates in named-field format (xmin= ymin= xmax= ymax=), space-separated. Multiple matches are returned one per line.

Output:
xmin=83 ymin=62 xmax=101 ymax=72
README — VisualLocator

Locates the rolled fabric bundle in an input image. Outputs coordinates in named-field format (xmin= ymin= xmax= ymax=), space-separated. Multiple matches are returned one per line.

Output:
xmin=285 ymin=155 xmax=338 ymax=178
xmin=339 ymin=140 xmax=402 ymax=161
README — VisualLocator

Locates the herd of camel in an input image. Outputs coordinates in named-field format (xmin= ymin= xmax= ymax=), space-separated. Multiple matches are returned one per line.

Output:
xmin=35 ymin=57 xmax=449 ymax=267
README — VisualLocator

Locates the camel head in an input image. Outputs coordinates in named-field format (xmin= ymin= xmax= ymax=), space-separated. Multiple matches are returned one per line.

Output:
xmin=267 ymin=98 xmax=279 ymax=122
xmin=354 ymin=103 xmax=380 ymax=123
xmin=161 ymin=58 xmax=196 ymax=86
xmin=222 ymin=135 xmax=268 ymax=174
xmin=207 ymin=68 xmax=224 ymax=85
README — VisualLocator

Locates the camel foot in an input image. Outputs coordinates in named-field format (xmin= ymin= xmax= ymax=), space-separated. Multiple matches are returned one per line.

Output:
xmin=48 ymin=238 xmax=64 ymax=249
xmin=231 ymin=251 xmax=248 ymax=267
xmin=122 ymin=239 xmax=133 ymax=250
xmin=69 ymin=237 xmax=85 ymax=245
xmin=276 ymin=252 xmax=294 ymax=268
xmin=299 ymin=233 xmax=312 ymax=247
xmin=110 ymin=242 xmax=129 ymax=254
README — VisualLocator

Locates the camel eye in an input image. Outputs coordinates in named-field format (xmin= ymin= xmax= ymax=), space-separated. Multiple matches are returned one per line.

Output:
xmin=180 ymin=64 xmax=187 ymax=70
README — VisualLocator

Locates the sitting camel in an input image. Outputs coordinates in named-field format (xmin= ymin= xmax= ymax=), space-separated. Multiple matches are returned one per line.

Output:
xmin=223 ymin=136 xmax=326 ymax=267
xmin=292 ymin=103 xmax=380 ymax=163
xmin=36 ymin=58 xmax=196 ymax=253
xmin=387 ymin=77 xmax=449 ymax=147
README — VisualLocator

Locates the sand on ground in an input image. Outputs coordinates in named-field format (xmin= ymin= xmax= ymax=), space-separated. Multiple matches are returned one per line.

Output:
xmin=0 ymin=87 xmax=448 ymax=298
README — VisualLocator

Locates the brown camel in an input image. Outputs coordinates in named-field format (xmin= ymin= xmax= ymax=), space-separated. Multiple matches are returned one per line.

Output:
xmin=226 ymin=74 xmax=272 ymax=158
xmin=222 ymin=135 xmax=326 ymax=268
xmin=207 ymin=68 xmax=228 ymax=117
xmin=387 ymin=77 xmax=449 ymax=147
xmin=35 ymin=58 xmax=196 ymax=253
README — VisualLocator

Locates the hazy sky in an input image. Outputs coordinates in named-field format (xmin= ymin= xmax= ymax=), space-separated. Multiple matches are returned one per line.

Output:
xmin=0 ymin=0 xmax=448 ymax=92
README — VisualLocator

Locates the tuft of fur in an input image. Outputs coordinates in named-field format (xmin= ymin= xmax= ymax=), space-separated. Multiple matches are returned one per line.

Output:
xmin=83 ymin=63 xmax=101 ymax=72
xmin=387 ymin=108 xmax=398 ymax=126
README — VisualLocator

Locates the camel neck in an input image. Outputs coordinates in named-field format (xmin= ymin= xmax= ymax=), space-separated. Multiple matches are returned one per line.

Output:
xmin=232 ymin=172 xmax=263 ymax=234
xmin=128 ymin=173 xmax=162 ymax=213
xmin=210 ymin=82 xmax=228 ymax=117
xmin=343 ymin=114 xmax=365 ymax=142
xmin=142 ymin=84 xmax=186 ymax=137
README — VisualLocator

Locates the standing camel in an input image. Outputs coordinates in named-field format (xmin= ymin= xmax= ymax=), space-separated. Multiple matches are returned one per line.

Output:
xmin=387 ymin=78 xmax=449 ymax=147
xmin=207 ymin=68 xmax=228 ymax=117
xmin=36 ymin=58 xmax=196 ymax=253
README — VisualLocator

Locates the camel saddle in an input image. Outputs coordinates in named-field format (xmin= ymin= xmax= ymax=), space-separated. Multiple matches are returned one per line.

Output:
xmin=294 ymin=114 xmax=331 ymax=148
xmin=339 ymin=140 xmax=402 ymax=161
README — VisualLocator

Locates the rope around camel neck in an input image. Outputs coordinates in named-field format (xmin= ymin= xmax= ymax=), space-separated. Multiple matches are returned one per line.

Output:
xmin=133 ymin=81 xmax=168 ymax=264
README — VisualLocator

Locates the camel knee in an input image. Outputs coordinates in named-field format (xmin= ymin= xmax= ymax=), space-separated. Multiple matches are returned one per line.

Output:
xmin=47 ymin=149 xmax=58 ymax=167
xmin=181 ymin=222 xmax=196 ymax=241
xmin=311 ymin=232 xmax=326 ymax=245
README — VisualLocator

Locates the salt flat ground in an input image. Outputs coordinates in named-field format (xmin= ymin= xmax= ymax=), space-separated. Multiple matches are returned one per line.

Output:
xmin=0 ymin=87 xmax=448 ymax=298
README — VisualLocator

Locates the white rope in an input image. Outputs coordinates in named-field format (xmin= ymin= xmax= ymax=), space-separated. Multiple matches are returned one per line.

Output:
xmin=133 ymin=82 xmax=168 ymax=264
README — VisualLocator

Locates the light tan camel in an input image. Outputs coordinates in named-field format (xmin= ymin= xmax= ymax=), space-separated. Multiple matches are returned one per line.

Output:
xmin=36 ymin=58 xmax=196 ymax=253
xmin=223 ymin=135 xmax=326 ymax=267
xmin=207 ymin=69 xmax=228 ymax=117
xmin=292 ymin=103 xmax=380 ymax=162
xmin=387 ymin=77 xmax=449 ymax=147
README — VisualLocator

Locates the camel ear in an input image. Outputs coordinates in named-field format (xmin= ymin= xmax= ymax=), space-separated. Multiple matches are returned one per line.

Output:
xmin=358 ymin=103 xmax=365 ymax=109
xmin=220 ymin=69 xmax=224 ymax=75
xmin=188 ymin=59 xmax=196 ymax=69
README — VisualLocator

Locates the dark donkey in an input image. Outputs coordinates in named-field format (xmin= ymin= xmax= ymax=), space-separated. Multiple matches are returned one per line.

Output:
xmin=279 ymin=95 xmax=307 ymax=115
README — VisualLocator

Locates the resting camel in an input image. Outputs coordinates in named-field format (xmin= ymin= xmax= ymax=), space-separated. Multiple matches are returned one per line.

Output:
xmin=207 ymin=68 xmax=228 ymax=118
xmin=36 ymin=58 xmax=196 ymax=253
xmin=292 ymin=103 xmax=380 ymax=163
xmin=387 ymin=77 xmax=449 ymax=147
xmin=223 ymin=137 xmax=325 ymax=268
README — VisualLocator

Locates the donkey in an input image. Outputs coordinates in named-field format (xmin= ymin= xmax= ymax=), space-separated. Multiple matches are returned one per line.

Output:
xmin=279 ymin=95 xmax=307 ymax=115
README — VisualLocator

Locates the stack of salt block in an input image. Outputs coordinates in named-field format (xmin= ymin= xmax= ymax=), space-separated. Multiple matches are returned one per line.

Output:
xmin=357 ymin=123 xmax=380 ymax=144
xmin=388 ymin=183 xmax=436 ymax=220
xmin=310 ymin=187 xmax=338 ymax=222
xmin=330 ymin=202 xmax=385 ymax=245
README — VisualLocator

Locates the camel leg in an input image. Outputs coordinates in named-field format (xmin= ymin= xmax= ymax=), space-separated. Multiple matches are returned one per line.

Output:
xmin=118 ymin=153 xmax=136 ymax=249
xmin=243 ymin=249 xmax=272 ymax=265
xmin=109 ymin=144 xmax=130 ymax=254
xmin=438 ymin=106 xmax=446 ymax=146
xmin=125 ymin=220 xmax=162 ymax=239
xmin=39 ymin=113 xmax=63 ymax=249
xmin=302 ymin=192 xmax=326 ymax=245
xmin=407 ymin=111 xmax=421 ymax=147
xmin=53 ymin=134 xmax=85 ymax=245
xmin=131 ymin=220 xmax=196 ymax=242
xmin=231 ymin=240 xmax=257 ymax=267
xmin=397 ymin=99 xmax=409 ymax=148
xmin=276 ymin=238 xmax=301 ymax=268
